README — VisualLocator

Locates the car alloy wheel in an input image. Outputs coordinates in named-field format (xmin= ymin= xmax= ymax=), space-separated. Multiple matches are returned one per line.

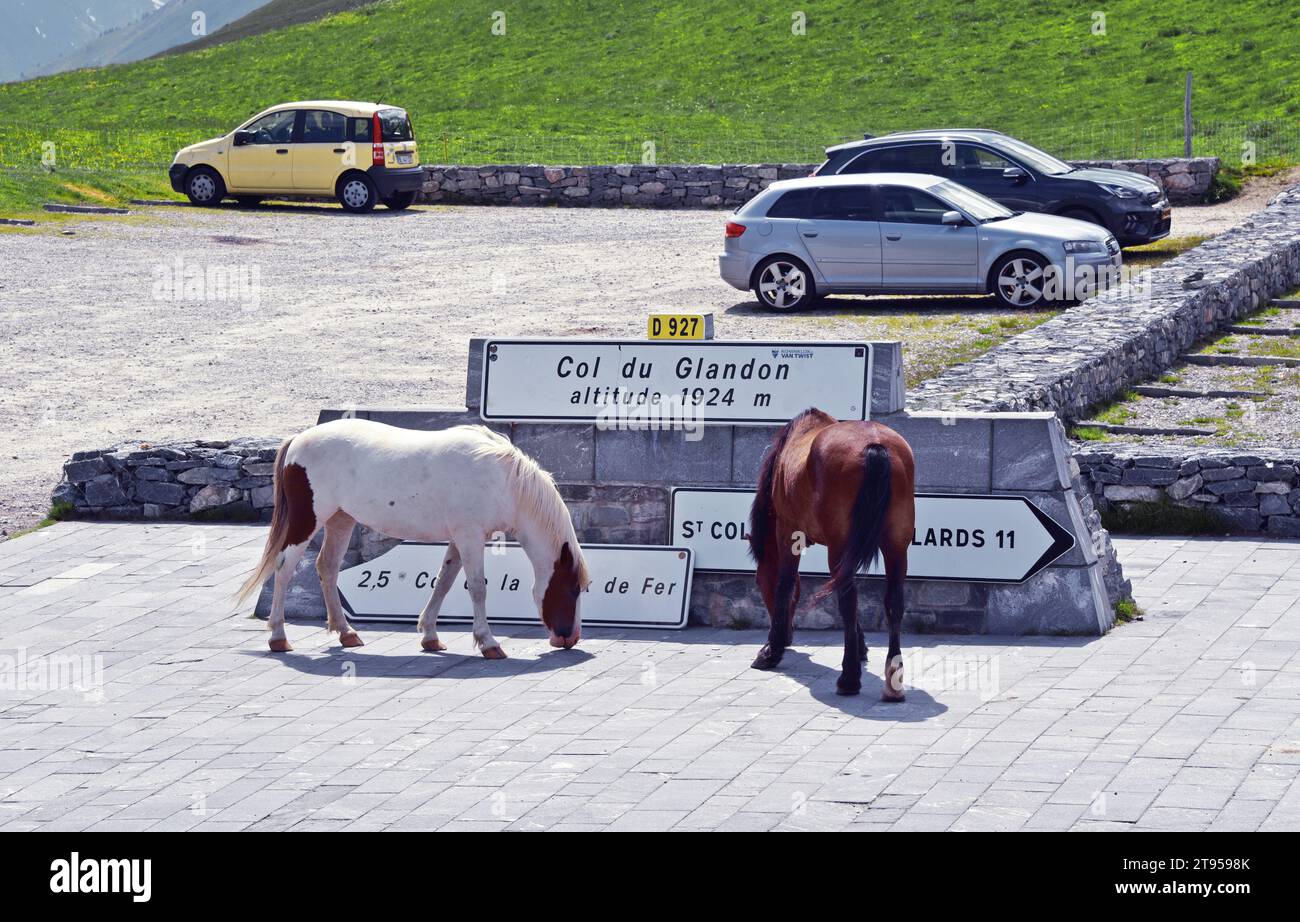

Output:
xmin=996 ymin=256 xmax=1047 ymax=307
xmin=341 ymin=178 xmax=373 ymax=210
xmin=188 ymin=173 xmax=217 ymax=203
xmin=757 ymin=260 xmax=809 ymax=310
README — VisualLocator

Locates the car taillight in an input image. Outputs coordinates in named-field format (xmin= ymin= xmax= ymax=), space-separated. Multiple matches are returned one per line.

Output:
xmin=725 ymin=221 xmax=746 ymax=238
xmin=372 ymin=113 xmax=385 ymax=166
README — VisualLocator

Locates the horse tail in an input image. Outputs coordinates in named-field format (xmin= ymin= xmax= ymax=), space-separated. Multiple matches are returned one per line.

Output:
xmin=234 ymin=437 xmax=295 ymax=605
xmin=748 ymin=416 xmax=799 ymax=565
xmin=815 ymin=442 xmax=892 ymax=602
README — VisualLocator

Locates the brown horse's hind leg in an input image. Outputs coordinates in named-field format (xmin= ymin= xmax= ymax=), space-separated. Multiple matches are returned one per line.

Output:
xmin=829 ymin=546 xmax=863 ymax=695
xmin=318 ymin=511 xmax=363 ymax=648
xmin=880 ymin=547 xmax=907 ymax=702
xmin=752 ymin=530 xmax=800 ymax=671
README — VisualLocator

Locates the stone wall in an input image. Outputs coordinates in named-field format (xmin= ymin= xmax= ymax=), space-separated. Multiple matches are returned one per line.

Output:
xmin=909 ymin=183 xmax=1300 ymax=420
xmin=53 ymin=438 xmax=281 ymax=521
xmin=1075 ymin=445 xmax=1300 ymax=537
xmin=1072 ymin=157 xmax=1219 ymax=204
xmin=418 ymin=157 xmax=1218 ymax=208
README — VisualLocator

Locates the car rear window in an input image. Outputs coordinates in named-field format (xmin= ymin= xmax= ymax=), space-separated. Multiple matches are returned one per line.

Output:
xmin=814 ymin=148 xmax=860 ymax=176
xmin=377 ymin=108 xmax=414 ymax=141
xmin=766 ymin=188 xmax=814 ymax=218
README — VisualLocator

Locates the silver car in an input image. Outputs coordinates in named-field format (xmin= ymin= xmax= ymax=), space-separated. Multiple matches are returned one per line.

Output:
xmin=719 ymin=173 xmax=1121 ymax=310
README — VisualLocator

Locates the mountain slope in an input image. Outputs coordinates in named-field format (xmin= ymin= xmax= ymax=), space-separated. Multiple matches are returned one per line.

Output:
xmin=41 ymin=0 xmax=273 ymax=75
xmin=162 ymin=0 xmax=374 ymax=55
xmin=0 ymin=0 xmax=157 ymax=82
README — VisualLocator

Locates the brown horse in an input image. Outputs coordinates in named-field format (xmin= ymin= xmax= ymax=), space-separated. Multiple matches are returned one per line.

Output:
xmin=748 ymin=408 xmax=916 ymax=699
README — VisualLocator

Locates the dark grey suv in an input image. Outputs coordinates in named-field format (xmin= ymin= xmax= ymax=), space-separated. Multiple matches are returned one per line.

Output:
xmin=815 ymin=129 xmax=1171 ymax=247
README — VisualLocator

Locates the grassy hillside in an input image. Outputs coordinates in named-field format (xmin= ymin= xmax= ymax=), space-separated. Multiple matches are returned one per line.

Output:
xmin=1 ymin=0 xmax=1297 ymax=212
xmin=163 ymin=0 xmax=374 ymax=56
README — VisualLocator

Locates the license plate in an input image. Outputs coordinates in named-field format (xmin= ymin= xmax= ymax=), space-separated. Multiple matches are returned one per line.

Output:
xmin=648 ymin=314 xmax=708 ymax=340
xmin=396 ymin=152 xmax=413 ymax=164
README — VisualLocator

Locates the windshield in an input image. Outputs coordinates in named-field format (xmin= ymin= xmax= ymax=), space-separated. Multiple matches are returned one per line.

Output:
xmin=995 ymin=137 xmax=1073 ymax=175
xmin=932 ymin=180 xmax=1014 ymax=221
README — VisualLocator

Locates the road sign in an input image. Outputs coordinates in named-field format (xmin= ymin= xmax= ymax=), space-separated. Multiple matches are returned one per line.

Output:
xmin=479 ymin=339 xmax=872 ymax=425
xmin=647 ymin=314 xmax=713 ymax=340
xmin=337 ymin=542 xmax=694 ymax=628
xmin=670 ymin=488 xmax=1075 ymax=584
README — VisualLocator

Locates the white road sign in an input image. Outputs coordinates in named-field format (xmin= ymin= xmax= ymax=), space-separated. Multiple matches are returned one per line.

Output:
xmin=479 ymin=339 xmax=872 ymax=425
xmin=338 ymin=542 xmax=694 ymax=628
xmin=670 ymin=488 xmax=1075 ymax=584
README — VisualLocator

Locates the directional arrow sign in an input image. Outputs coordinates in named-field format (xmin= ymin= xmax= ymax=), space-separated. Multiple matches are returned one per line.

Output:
xmin=671 ymin=489 xmax=1076 ymax=584
xmin=337 ymin=542 xmax=693 ymax=628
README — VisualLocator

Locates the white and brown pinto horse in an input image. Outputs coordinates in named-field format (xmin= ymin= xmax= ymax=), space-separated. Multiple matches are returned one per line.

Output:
xmin=237 ymin=419 xmax=591 ymax=658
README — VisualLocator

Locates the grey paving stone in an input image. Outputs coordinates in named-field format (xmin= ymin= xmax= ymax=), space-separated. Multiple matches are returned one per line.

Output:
xmin=2 ymin=525 xmax=1298 ymax=831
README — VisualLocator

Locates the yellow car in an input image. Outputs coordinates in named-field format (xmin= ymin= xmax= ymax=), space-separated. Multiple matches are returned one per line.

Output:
xmin=169 ymin=100 xmax=423 ymax=213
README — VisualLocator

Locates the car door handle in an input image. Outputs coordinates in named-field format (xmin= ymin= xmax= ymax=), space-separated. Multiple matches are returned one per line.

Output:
xmin=885 ymin=234 xmax=902 ymax=241
xmin=332 ymin=148 xmax=346 ymax=154
xmin=276 ymin=148 xmax=289 ymax=155
xmin=802 ymin=231 xmax=818 ymax=237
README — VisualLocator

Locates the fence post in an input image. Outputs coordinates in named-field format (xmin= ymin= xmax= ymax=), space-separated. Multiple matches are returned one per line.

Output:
xmin=1183 ymin=72 xmax=1193 ymax=157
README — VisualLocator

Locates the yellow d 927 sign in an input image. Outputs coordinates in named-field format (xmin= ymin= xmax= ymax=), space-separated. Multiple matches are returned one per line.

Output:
xmin=648 ymin=314 xmax=708 ymax=340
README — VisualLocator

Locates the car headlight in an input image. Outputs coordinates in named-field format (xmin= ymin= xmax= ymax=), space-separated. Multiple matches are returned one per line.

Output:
xmin=1097 ymin=182 xmax=1141 ymax=199
xmin=1063 ymin=240 xmax=1105 ymax=254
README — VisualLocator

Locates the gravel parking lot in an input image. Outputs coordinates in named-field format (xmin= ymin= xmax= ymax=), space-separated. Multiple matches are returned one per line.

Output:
xmin=0 ymin=203 xmax=1064 ymax=534
xmin=2 ymin=174 xmax=1281 ymax=535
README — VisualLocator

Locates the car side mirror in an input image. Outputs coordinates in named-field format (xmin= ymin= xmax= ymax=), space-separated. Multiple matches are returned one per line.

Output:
xmin=1002 ymin=166 xmax=1027 ymax=182
xmin=941 ymin=210 xmax=966 ymax=226
xmin=233 ymin=130 xmax=254 ymax=147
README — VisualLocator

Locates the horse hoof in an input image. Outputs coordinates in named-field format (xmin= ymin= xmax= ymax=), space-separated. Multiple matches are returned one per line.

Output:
xmin=835 ymin=681 xmax=861 ymax=697
xmin=882 ymin=657 xmax=904 ymax=702
xmin=482 ymin=646 xmax=508 ymax=660
xmin=340 ymin=631 xmax=364 ymax=648
xmin=421 ymin=638 xmax=448 ymax=652
xmin=751 ymin=645 xmax=782 ymax=671
xmin=268 ymin=638 xmax=292 ymax=653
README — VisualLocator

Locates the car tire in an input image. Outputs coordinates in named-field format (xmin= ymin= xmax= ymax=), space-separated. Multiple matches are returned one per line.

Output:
xmin=184 ymin=167 xmax=225 ymax=207
xmin=752 ymin=256 xmax=816 ymax=311
xmin=234 ymin=196 xmax=263 ymax=207
xmin=383 ymin=191 xmax=417 ymax=210
xmin=337 ymin=173 xmax=378 ymax=213
xmin=991 ymin=251 xmax=1053 ymax=309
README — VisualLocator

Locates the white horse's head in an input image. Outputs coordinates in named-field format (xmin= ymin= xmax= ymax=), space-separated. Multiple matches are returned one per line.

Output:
xmin=538 ymin=541 xmax=588 ymax=648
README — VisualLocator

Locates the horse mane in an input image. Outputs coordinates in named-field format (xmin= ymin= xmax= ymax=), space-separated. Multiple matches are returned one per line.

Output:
xmin=466 ymin=426 xmax=591 ymax=585
xmin=749 ymin=408 xmax=832 ymax=564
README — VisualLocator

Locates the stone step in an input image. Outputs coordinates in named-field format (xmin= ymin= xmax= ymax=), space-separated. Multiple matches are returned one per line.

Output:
xmin=42 ymin=203 xmax=129 ymax=215
xmin=0 ymin=217 xmax=36 ymax=226
xmin=1132 ymin=385 xmax=1268 ymax=399
xmin=1181 ymin=353 xmax=1300 ymax=368
xmin=1227 ymin=325 xmax=1300 ymax=336
xmin=1076 ymin=421 xmax=1217 ymax=436
xmin=1268 ymin=299 xmax=1300 ymax=308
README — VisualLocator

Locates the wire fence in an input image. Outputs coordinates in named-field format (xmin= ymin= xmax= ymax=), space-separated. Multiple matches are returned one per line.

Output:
xmin=2 ymin=117 xmax=1296 ymax=175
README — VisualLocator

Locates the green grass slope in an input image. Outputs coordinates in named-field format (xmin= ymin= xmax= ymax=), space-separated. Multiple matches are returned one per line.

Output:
xmin=1 ymin=0 xmax=1296 ymax=213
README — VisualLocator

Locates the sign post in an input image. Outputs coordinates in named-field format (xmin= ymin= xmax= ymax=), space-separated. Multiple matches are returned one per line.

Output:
xmin=479 ymin=339 xmax=873 ymax=425
xmin=337 ymin=542 xmax=694 ymax=628
xmin=671 ymin=488 xmax=1075 ymax=583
